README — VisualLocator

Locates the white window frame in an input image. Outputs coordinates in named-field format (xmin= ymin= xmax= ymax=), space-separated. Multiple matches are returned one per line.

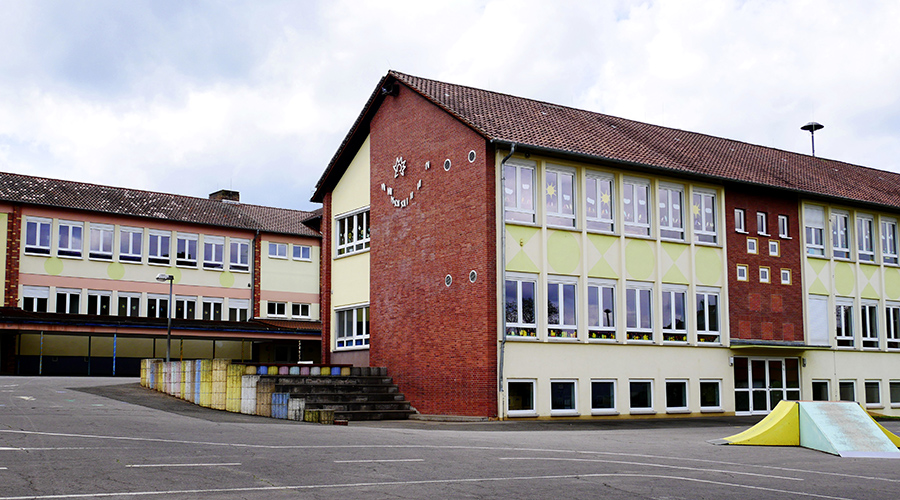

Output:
xmin=629 ymin=379 xmax=654 ymax=414
xmin=882 ymin=218 xmax=899 ymax=265
xmin=665 ymin=379 xmax=689 ymax=413
xmin=89 ymin=223 xmax=114 ymax=260
xmin=857 ymin=214 xmax=875 ymax=262
xmin=661 ymin=286 xmax=687 ymax=343
xmin=117 ymin=292 xmax=141 ymax=317
xmin=695 ymin=288 xmax=720 ymax=344
xmin=335 ymin=208 xmax=370 ymax=257
xmin=174 ymin=295 xmax=197 ymax=320
xmin=335 ymin=304 xmax=370 ymax=350
xmin=148 ymin=230 xmax=171 ymax=265
xmin=861 ymin=300 xmax=879 ymax=349
xmin=550 ymin=379 xmax=578 ymax=416
xmin=268 ymin=242 xmax=287 ymax=259
xmin=203 ymin=235 xmax=225 ymax=270
xmin=736 ymin=264 xmax=748 ymax=281
xmin=505 ymin=273 xmax=538 ymax=339
xmin=292 ymin=303 xmax=311 ymax=319
xmin=585 ymin=172 xmax=615 ymax=233
xmin=87 ymin=290 xmax=112 ymax=315
xmin=202 ymin=297 xmax=224 ymax=321
xmin=759 ymin=266 xmax=770 ymax=284
xmin=55 ymin=288 xmax=81 ymax=314
xmin=293 ymin=245 xmax=312 ymax=261
xmin=839 ymin=380 xmax=856 ymax=402
xmin=625 ymin=282 xmax=653 ymax=342
xmin=835 ymin=299 xmax=854 ymax=348
xmin=503 ymin=160 xmax=537 ymax=224
xmin=865 ymin=380 xmax=882 ymax=408
xmin=22 ymin=286 xmax=50 ymax=312
xmin=693 ymin=189 xmax=717 ymax=244
xmin=757 ymin=212 xmax=769 ymax=236
xmin=24 ymin=217 xmax=52 ymax=255
xmin=267 ymin=301 xmax=287 ymax=318
xmin=228 ymin=299 xmax=249 ymax=322
xmin=147 ymin=294 xmax=170 ymax=319
xmin=831 ymin=210 xmax=851 ymax=259
xmin=778 ymin=214 xmax=790 ymax=238
xmin=780 ymin=268 xmax=792 ymax=285
xmin=229 ymin=238 xmax=250 ymax=272
xmin=804 ymin=205 xmax=825 ymax=256
xmin=768 ymin=240 xmax=780 ymax=257
xmin=890 ymin=380 xmax=900 ymax=408
xmin=623 ymin=178 xmax=651 ymax=237
xmin=587 ymin=279 xmax=616 ymax=341
xmin=658 ymin=183 xmax=685 ymax=241
xmin=176 ymin=233 xmax=198 ymax=267
xmin=507 ymin=379 xmax=537 ymax=417
xmin=747 ymin=237 xmax=758 ymax=254
xmin=545 ymin=164 xmax=576 ymax=228
xmin=887 ymin=302 xmax=900 ymax=350
xmin=734 ymin=208 xmax=746 ymax=233
xmin=590 ymin=379 xmax=617 ymax=415
xmin=57 ymin=220 xmax=84 ymax=258
xmin=812 ymin=380 xmax=831 ymax=401
xmin=699 ymin=379 xmax=723 ymax=412
xmin=547 ymin=276 xmax=578 ymax=339
xmin=119 ymin=226 xmax=143 ymax=263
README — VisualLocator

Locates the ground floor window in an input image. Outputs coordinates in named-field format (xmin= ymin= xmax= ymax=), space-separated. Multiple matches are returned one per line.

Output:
xmin=891 ymin=381 xmax=900 ymax=407
xmin=23 ymin=286 xmax=50 ymax=312
xmin=812 ymin=380 xmax=830 ymax=401
xmin=839 ymin=380 xmax=856 ymax=402
xmin=507 ymin=380 xmax=536 ymax=417
xmin=629 ymin=380 xmax=653 ymax=413
xmin=665 ymin=379 xmax=688 ymax=412
xmin=550 ymin=380 xmax=577 ymax=415
xmin=865 ymin=380 xmax=882 ymax=408
xmin=335 ymin=305 xmax=369 ymax=349
xmin=734 ymin=357 xmax=800 ymax=415
xmin=591 ymin=380 xmax=616 ymax=414
xmin=699 ymin=380 xmax=722 ymax=411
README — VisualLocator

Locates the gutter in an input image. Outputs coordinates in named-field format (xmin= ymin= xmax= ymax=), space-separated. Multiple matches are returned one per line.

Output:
xmin=497 ymin=143 xmax=516 ymax=420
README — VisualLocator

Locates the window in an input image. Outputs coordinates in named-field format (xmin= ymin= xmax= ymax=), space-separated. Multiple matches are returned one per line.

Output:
xmin=202 ymin=298 xmax=223 ymax=321
xmin=55 ymin=288 xmax=80 ymax=314
xmin=696 ymin=289 xmax=720 ymax=343
xmin=229 ymin=239 xmax=250 ymax=272
xmin=292 ymin=303 xmax=310 ymax=319
xmin=665 ymin=380 xmax=688 ymax=413
xmin=117 ymin=293 xmax=140 ymax=317
xmin=336 ymin=209 xmax=370 ymax=256
xmin=550 ymin=380 xmax=577 ymax=415
xmin=857 ymin=214 xmax=875 ymax=262
xmin=736 ymin=264 xmax=748 ymax=281
xmin=807 ymin=295 xmax=830 ymax=346
xmin=661 ymin=287 xmax=687 ymax=342
xmin=778 ymin=215 xmax=789 ymax=238
xmin=267 ymin=301 xmax=286 ymax=318
xmin=203 ymin=236 xmax=225 ymax=270
xmin=812 ymin=380 xmax=830 ymax=401
xmin=293 ymin=245 xmax=311 ymax=261
xmin=585 ymin=173 xmax=614 ymax=232
xmin=176 ymin=233 xmax=198 ymax=267
xmin=505 ymin=274 xmax=537 ymax=338
xmin=507 ymin=380 xmax=536 ymax=416
xmin=839 ymin=380 xmax=856 ymax=402
xmin=22 ymin=286 xmax=49 ymax=312
xmin=891 ymin=381 xmax=900 ymax=407
xmin=658 ymin=184 xmax=684 ymax=240
xmin=119 ymin=227 xmax=142 ymax=263
xmin=835 ymin=300 xmax=854 ymax=347
xmin=768 ymin=240 xmax=780 ymax=257
xmin=747 ymin=238 xmax=758 ymax=254
xmin=780 ymin=269 xmax=791 ymax=285
xmin=148 ymin=230 xmax=171 ymax=265
xmin=503 ymin=161 xmax=536 ymax=224
xmin=545 ymin=166 xmax=576 ymax=227
xmin=626 ymin=283 xmax=653 ymax=341
xmin=174 ymin=296 xmax=196 ymax=319
xmin=629 ymin=380 xmax=653 ymax=413
xmin=24 ymin=217 xmax=51 ymax=255
xmin=591 ymin=380 xmax=616 ymax=414
xmin=699 ymin=380 xmax=722 ymax=411
xmin=587 ymin=280 xmax=616 ymax=340
xmin=57 ymin=221 xmax=83 ymax=258
xmin=887 ymin=303 xmax=900 ymax=349
xmin=623 ymin=178 xmax=650 ymax=236
xmin=693 ymin=190 xmax=717 ymax=243
xmin=861 ymin=301 xmax=879 ymax=349
xmin=882 ymin=218 xmax=898 ymax=264
xmin=734 ymin=208 xmax=746 ymax=233
xmin=89 ymin=224 xmax=114 ymax=260
xmin=147 ymin=295 xmax=169 ymax=318
xmin=759 ymin=267 xmax=770 ymax=284
xmin=547 ymin=278 xmax=577 ymax=338
xmin=831 ymin=211 xmax=850 ymax=259
xmin=756 ymin=212 xmax=768 ymax=236
xmin=335 ymin=305 xmax=369 ymax=349
xmin=865 ymin=380 xmax=882 ymax=407
xmin=228 ymin=299 xmax=249 ymax=322
xmin=268 ymin=242 xmax=287 ymax=259
xmin=87 ymin=290 xmax=111 ymax=315
xmin=804 ymin=205 xmax=825 ymax=256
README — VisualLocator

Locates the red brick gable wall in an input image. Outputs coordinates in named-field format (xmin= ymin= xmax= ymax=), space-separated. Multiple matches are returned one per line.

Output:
xmin=320 ymin=192 xmax=333 ymax=364
xmin=725 ymin=187 xmax=804 ymax=342
xmin=368 ymin=85 xmax=498 ymax=417
xmin=4 ymin=205 xmax=21 ymax=307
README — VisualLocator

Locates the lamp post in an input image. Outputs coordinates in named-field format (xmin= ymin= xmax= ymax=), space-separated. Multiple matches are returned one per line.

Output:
xmin=156 ymin=273 xmax=174 ymax=362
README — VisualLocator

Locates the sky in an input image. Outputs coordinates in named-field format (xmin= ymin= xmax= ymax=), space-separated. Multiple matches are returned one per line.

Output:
xmin=2 ymin=0 xmax=899 ymax=212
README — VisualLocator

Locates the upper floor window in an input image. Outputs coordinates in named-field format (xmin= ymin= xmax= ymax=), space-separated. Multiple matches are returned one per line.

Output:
xmin=119 ymin=227 xmax=142 ymax=263
xmin=835 ymin=300 xmax=853 ymax=347
xmin=24 ymin=217 xmax=51 ymax=255
xmin=882 ymin=218 xmax=898 ymax=265
xmin=693 ymin=190 xmax=717 ymax=244
xmin=696 ymin=289 xmax=720 ymax=344
xmin=503 ymin=161 xmax=536 ymax=224
xmin=778 ymin=215 xmax=790 ymax=238
xmin=203 ymin=236 xmax=225 ymax=270
xmin=547 ymin=277 xmax=577 ymax=339
xmin=804 ymin=205 xmax=825 ymax=256
xmin=756 ymin=212 xmax=769 ymax=236
xmin=56 ymin=288 xmax=81 ymax=314
xmin=585 ymin=173 xmax=614 ymax=233
xmin=623 ymin=178 xmax=650 ymax=236
xmin=886 ymin=303 xmax=900 ymax=349
xmin=229 ymin=299 xmax=249 ymax=322
xmin=734 ymin=208 xmax=746 ymax=233
xmin=57 ymin=221 xmax=83 ymax=258
xmin=229 ymin=239 xmax=250 ymax=272
xmin=22 ymin=286 xmax=49 ymax=312
xmin=626 ymin=282 xmax=653 ymax=341
xmin=267 ymin=301 xmax=286 ymax=317
xmin=587 ymin=280 xmax=615 ymax=340
xmin=336 ymin=210 xmax=370 ymax=256
xmin=857 ymin=214 xmax=875 ymax=262
xmin=89 ymin=224 xmax=114 ymax=260
xmin=545 ymin=165 xmax=576 ymax=228
xmin=292 ymin=303 xmax=311 ymax=319
xmin=658 ymin=184 xmax=684 ymax=240
xmin=831 ymin=211 xmax=850 ymax=259
xmin=176 ymin=233 xmax=198 ymax=267
xmin=861 ymin=301 xmax=879 ymax=349
xmin=148 ymin=230 xmax=171 ymax=265
xmin=268 ymin=242 xmax=287 ymax=259
xmin=505 ymin=273 xmax=537 ymax=338
xmin=661 ymin=287 xmax=687 ymax=342
xmin=293 ymin=245 xmax=311 ymax=261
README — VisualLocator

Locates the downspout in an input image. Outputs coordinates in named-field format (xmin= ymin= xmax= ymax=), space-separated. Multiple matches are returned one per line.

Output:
xmin=498 ymin=143 xmax=516 ymax=420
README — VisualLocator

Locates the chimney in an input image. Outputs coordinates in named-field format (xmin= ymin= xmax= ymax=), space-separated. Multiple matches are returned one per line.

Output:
xmin=209 ymin=189 xmax=240 ymax=203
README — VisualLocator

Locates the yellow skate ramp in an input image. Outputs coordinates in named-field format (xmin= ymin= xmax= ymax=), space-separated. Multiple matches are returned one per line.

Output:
xmin=718 ymin=400 xmax=799 ymax=446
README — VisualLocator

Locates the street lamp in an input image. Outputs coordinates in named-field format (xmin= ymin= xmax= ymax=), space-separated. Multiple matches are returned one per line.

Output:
xmin=156 ymin=273 xmax=174 ymax=362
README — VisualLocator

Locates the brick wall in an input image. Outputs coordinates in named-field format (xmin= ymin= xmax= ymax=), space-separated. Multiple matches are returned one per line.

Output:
xmin=319 ymin=192 xmax=332 ymax=364
xmin=368 ymin=85 xmax=498 ymax=417
xmin=725 ymin=187 xmax=804 ymax=341
xmin=4 ymin=205 xmax=21 ymax=307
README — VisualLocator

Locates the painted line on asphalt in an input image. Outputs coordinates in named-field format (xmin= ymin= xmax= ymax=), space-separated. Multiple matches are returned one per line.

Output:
xmin=500 ymin=457 xmax=803 ymax=481
xmin=0 ymin=447 xmax=119 ymax=452
xmin=0 ymin=472 xmax=856 ymax=500
xmin=334 ymin=459 xmax=424 ymax=463
xmin=125 ymin=463 xmax=241 ymax=468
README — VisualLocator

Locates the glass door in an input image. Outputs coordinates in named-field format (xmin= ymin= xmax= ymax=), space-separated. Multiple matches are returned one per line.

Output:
xmin=734 ymin=357 xmax=801 ymax=415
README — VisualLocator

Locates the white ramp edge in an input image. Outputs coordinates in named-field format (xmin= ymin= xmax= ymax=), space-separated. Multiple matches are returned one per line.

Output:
xmin=798 ymin=402 xmax=900 ymax=458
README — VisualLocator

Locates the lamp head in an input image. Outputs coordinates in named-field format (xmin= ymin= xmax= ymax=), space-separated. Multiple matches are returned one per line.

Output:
xmin=156 ymin=273 xmax=173 ymax=282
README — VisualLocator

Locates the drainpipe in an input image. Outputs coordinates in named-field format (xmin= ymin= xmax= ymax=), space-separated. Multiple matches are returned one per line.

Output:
xmin=498 ymin=143 xmax=516 ymax=420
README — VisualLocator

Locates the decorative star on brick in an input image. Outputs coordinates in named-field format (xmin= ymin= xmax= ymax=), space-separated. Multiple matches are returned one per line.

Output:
xmin=393 ymin=157 xmax=407 ymax=178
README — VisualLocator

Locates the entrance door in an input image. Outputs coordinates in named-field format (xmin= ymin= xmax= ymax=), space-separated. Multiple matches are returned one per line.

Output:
xmin=734 ymin=357 xmax=801 ymax=415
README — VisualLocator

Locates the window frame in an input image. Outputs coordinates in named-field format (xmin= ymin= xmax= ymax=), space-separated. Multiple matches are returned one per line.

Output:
xmin=780 ymin=268 xmax=792 ymax=285
xmin=335 ymin=208 xmax=370 ymax=257
xmin=736 ymin=264 xmax=748 ymax=281
xmin=747 ymin=237 xmax=758 ymax=254
xmin=590 ymin=379 xmax=617 ymax=415
xmin=229 ymin=238 xmax=250 ymax=272
xmin=882 ymin=218 xmax=899 ymax=265
xmin=547 ymin=276 xmax=578 ymax=339
xmin=665 ymin=379 xmax=689 ymax=413
xmin=55 ymin=288 xmax=81 ymax=314
xmin=118 ymin=226 xmax=143 ymax=263
xmin=176 ymin=233 xmax=199 ymax=268
xmin=174 ymin=295 xmax=197 ymax=320
xmin=203 ymin=236 xmax=225 ymax=270
xmin=861 ymin=300 xmax=879 ymax=349
xmin=699 ymin=379 xmax=723 ymax=412
xmin=625 ymin=282 xmax=653 ymax=342
xmin=585 ymin=172 xmax=615 ymax=233
xmin=629 ymin=379 xmax=654 ymax=414
xmin=117 ymin=292 xmax=141 ymax=317
xmin=831 ymin=210 xmax=851 ymax=259
xmin=335 ymin=304 xmax=370 ymax=350
xmin=658 ymin=183 xmax=685 ymax=241
xmin=544 ymin=164 xmax=577 ymax=228
xmin=756 ymin=212 xmax=769 ymax=236
xmin=507 ymin=379 xmax=537 ymax=417
xmin=622 ymin=178 xmax=651 ymax=237
xmin=550 ymin=379 xmax=578 ymax=416
xmin=839 ymin=380 xmax=856 ymax=402
xmin=890 ymin=380 xmax=900 ymax=408
xmin=734 ymin=208 xmax=746 ymax=233
xmin=804 ymin=205 xmax=826 ymax=256
xmin=228 ymin=299 xmax=250 ymax=322
xmin=268 ymin=242 xmax=287 ymax=259
xmin=865 ymin=380 xmax=882 ymax=408
xmin=148 ymin=230 xmax=171 ymax=265
xmin=267 ymin=301 xmax=287 ymax=318
xmin=503 ymin=160 xmax=537 ymax=224
xmin=24 ymin=217 xmax=52 ymax=255
xmin=587 ymin=279 xmax=616 ymax=341
xmin=887 ymin=302 xmax=900 ymax=350
xmin=89 ymin=223 xmax=114 ymax=260
xmin=292 ymin=303 xmax=311 ymax=319
xmin=293 ymin=245 xmax=312 ymax=261
xmin=57 ymin=220 xmax=84 ymax=258
xmin=768 ymin=240 xmax=780 ymax=257
xmin=22 ymin=286 xmax=50 ymax=312
xmin=505 ymin=273 xmax=538 ymax=339
xmin=778 ymin=214 xmax=790 ymax=239
xmin=812 ymin=380 xmax=830 ymax=401
xmin=692 ymin=189 xmax=717 ymax=244
xmin=86 ymin=290 xmax=112 ymax=315
xmin=857 ymin=214 xmax=875 ymax=262
xmin=202 ymin=297 xmax=224 ymax=321
xmin=835 ymin=299 xmax=854 ymax=348
xmin=147 ymin=294 xmax=170 ymax=319
xmin=695 ymin=288 xmax=720 ymax=344
xmin=759 ymin=266 xmax=770 ymax=284
xmin=661 ymin=286 xmax=688 ymax=343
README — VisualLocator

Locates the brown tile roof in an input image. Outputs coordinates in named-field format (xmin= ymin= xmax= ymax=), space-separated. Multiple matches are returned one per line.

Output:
xmin=0 ymin=171 xmax=320 ymax=237
xmin=313 ymin=70 xmax=900 ymax=211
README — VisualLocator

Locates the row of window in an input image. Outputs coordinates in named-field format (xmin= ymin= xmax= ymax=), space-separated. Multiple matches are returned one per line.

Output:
xmin=735 ymin=264 xmax=792 ymax=285
xmin=504 ymin=161 xmax=719 ymax=243
xmin=505 ymin=274 xmax=721 ymax=344
xmin=23 ymin=217 xmax=313 ymax=269
xmin=813 ymin=379 xmax=900 ymax=409
xmin=21 ymin=286 xmax=312 ymax=321
xmin=507 ymin=378 xmax=723 ymax=417
xmin=734 ymin=209 xmax=791 ymax=239
xmin=803 ymin=205 xmax=899 ymax=264
xmin=833 ymin=301 xmax=900 ymax=349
